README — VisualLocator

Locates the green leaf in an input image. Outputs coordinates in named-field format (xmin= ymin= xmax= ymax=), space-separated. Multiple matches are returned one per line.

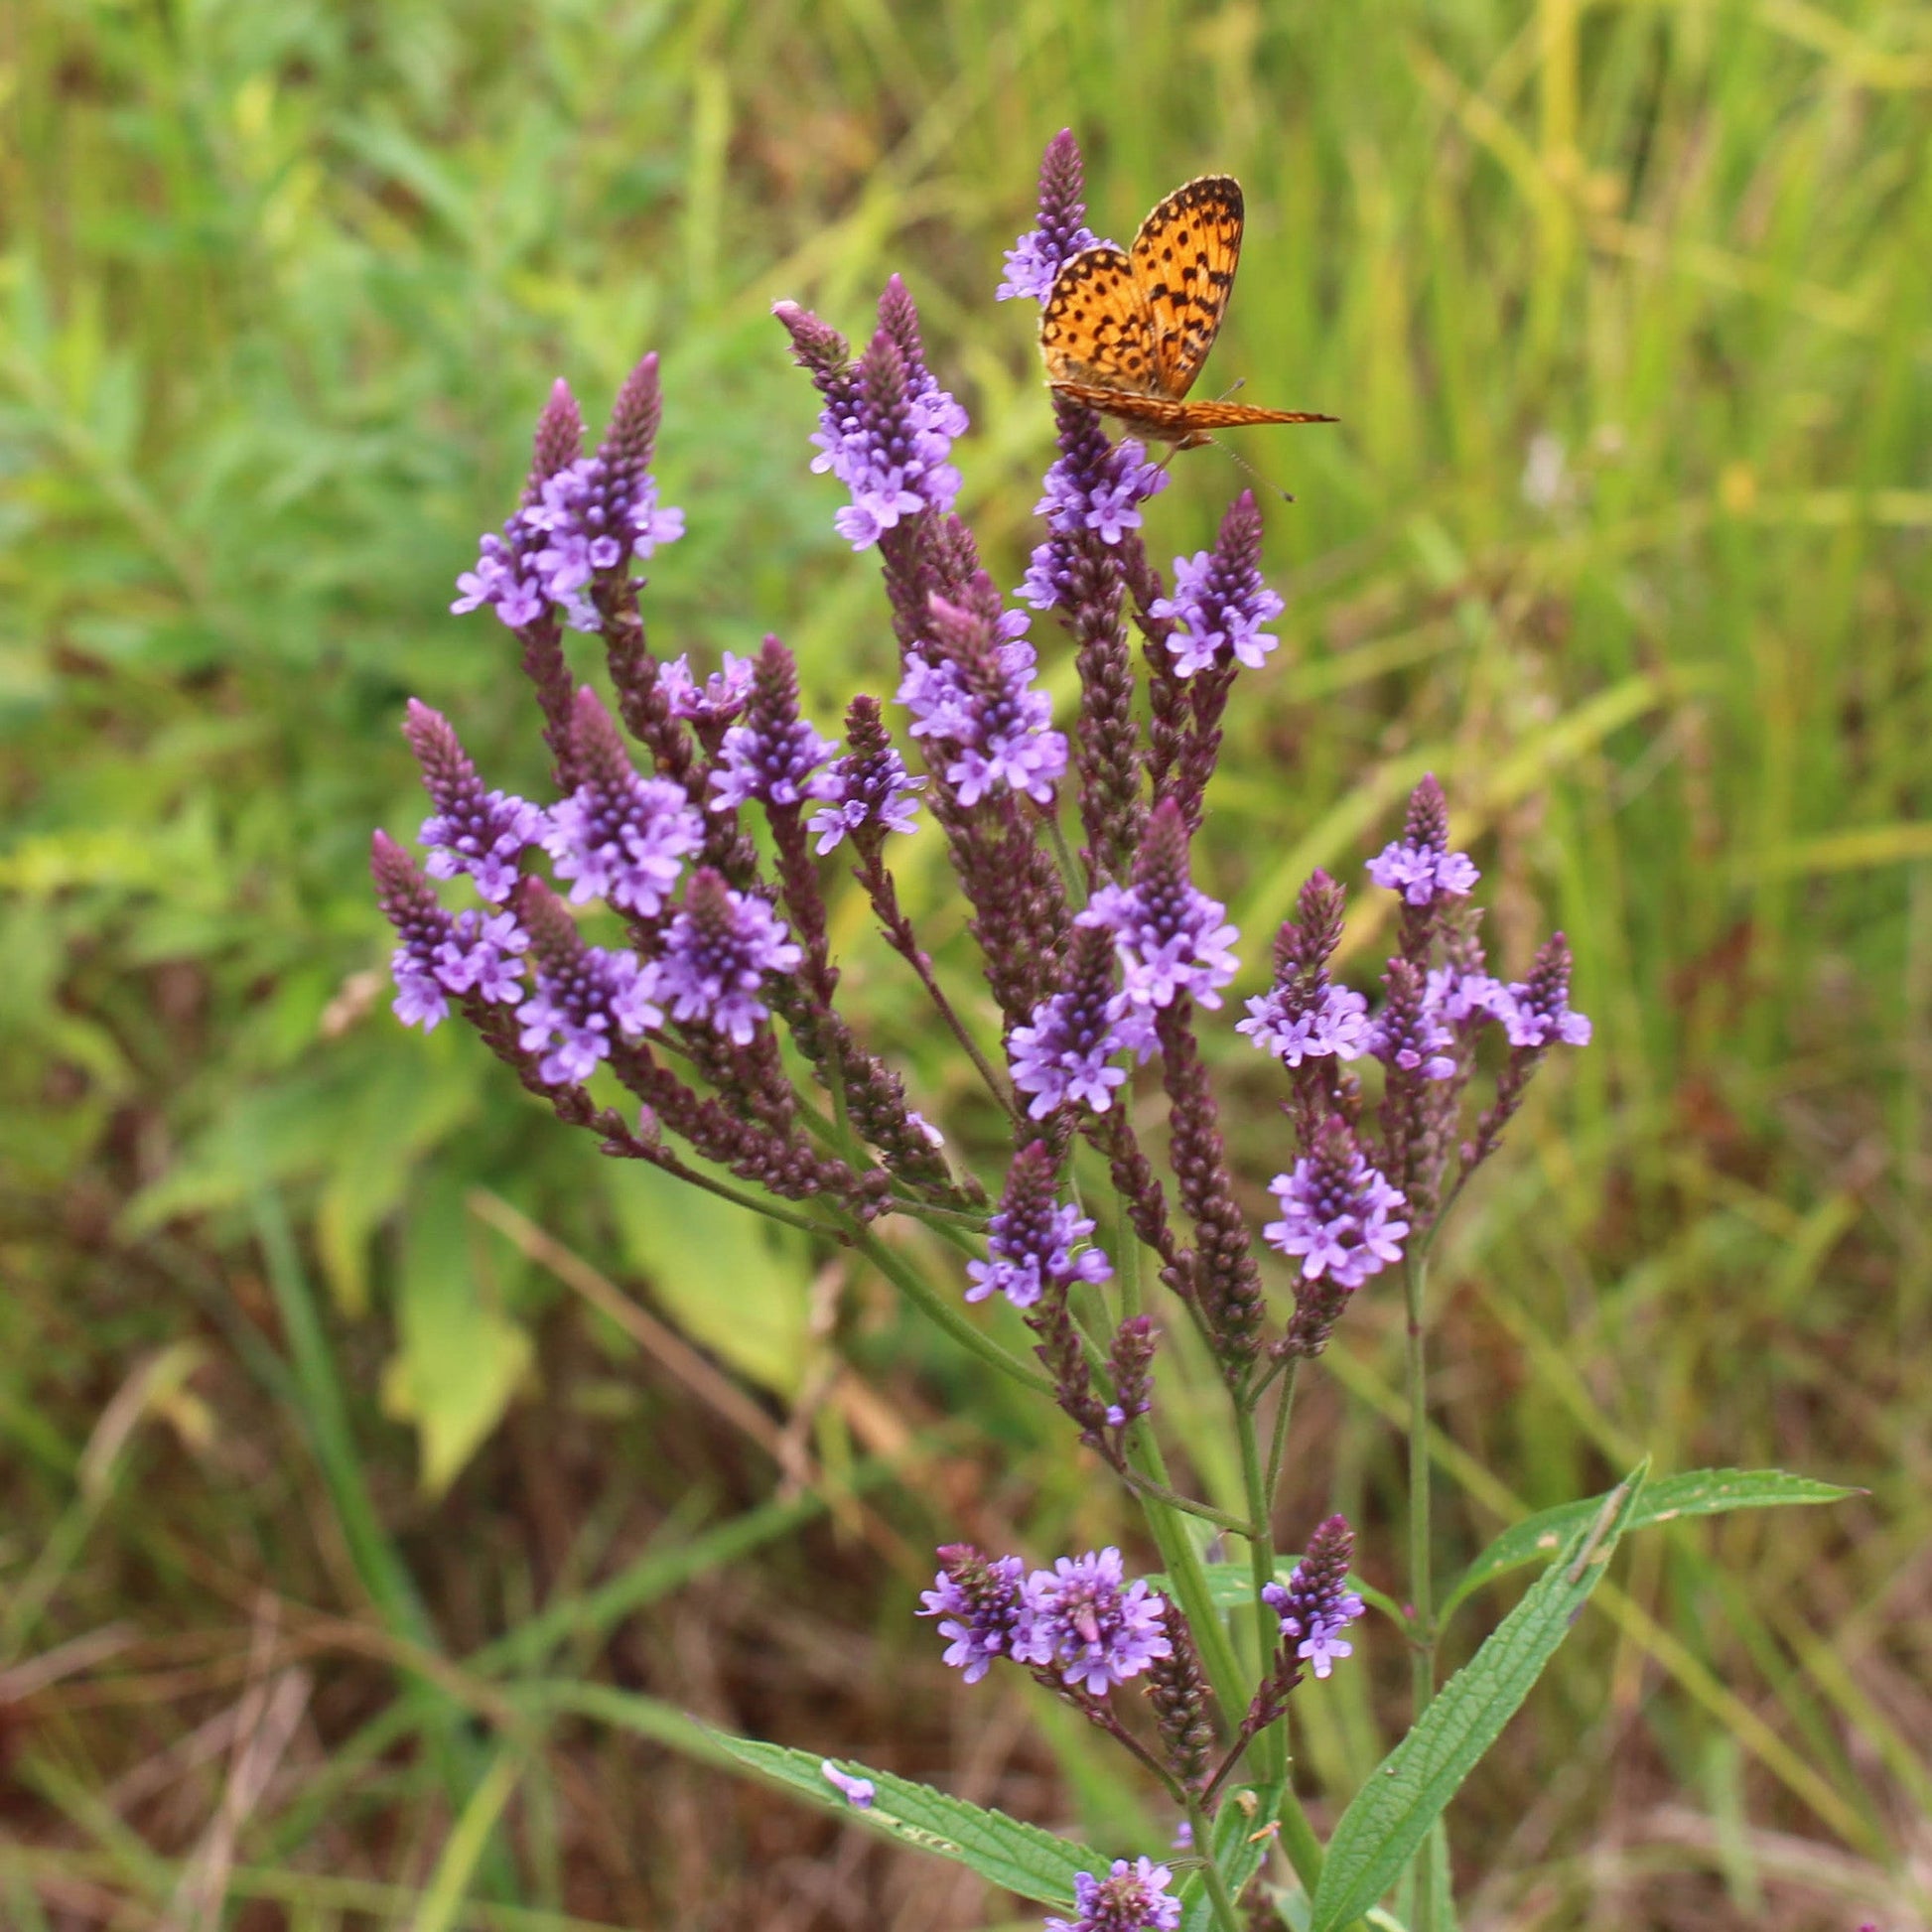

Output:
xmin=378 ymin=1176 xmax=531 ymax=1496
xmin=603 ymin=1159 xmax=812 ymax=1398
xmin=702 ymin=1727 xmax=1103 ymax=1907
xmin=1179 ymin=1782 xmax=1285 ymax=1931
xmin=1309 ymin=1463 xmax=1650 ymax=1932
xmin=1440 ymin=1467 xmax=1857 ymax=1622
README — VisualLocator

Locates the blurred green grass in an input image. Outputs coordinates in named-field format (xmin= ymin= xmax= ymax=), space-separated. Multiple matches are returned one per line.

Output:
xmin=2 ymin=0 xmax=1929 ymax=1926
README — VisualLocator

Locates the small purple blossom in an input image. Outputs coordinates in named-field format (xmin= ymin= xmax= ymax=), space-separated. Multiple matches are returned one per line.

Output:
xmin=708 ymin=639 xmax=840 ymax=811
xmin=819 ymin=1761 xmax=875 ymax=1809
xmin=658 ymin=870 xmax=802 ymax=1044
xmin=1009 ymin=928 xmax=1157 ymax=1118
xmin=1262 ymin=1517 xmax=1364 ymax=1682
xmin=405 ymin=701 xmax=546 ymax=902
xmin=454 ymin=363 xmax=682 ymax=631
xmin=374 ymin=832 xmax=529 ymax=1032
xmin=544 ymin=692 xmax=703 ymax=916
xmin=1370 ymin=979 xmax=1457 ymax=1081
xmin=1148 ymin=493 xmax=1285 ymax=676
xmin=660 ymin=652 xmax=755 ymax=727
xmin=516 ymin=943 xmax=662 ymax=1085
xmin=900 ymin=598 xmax=1067 ymax=806
xmin=1013 ymin=1549 xmax=1173 ymax=1697
xmin=1078 ymin=800 xmax=1239 ymax=1011
xmin=1367 ymin=774 xmax=1479 ymax=907
xmin=1044 ymin=1858 xmax=1182 ymax=1932
xmin=1503 ymin=933 xmax=1592 ymax=1046
xmin=1238 ymin=980 xmax=1372 ymax=1065
xmin=965 ymin=1154 xmax=1112 ymax=1311
xmin=809 ymin=738 xmax=924 ymax=854
xmin=997 ymin=130 xmax=1110 ymax=306
xmin=1428 ymin=963 xmax=1513 ymax=1029
xmin=795 ymin=284 xmax=965 ymax=551
xmin=919 ymin=1546 xmax=1028 ymax=1684
xmin=1265 ymin=1123 xmax=1410 ymax=1291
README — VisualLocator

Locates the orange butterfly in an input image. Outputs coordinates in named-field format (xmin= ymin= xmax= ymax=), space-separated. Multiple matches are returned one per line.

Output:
xmin=1039 ymin=176 xmax=1335 ymax=449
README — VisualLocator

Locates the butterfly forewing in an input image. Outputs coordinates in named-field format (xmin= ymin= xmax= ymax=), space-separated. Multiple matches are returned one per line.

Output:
xmin=1039 ymin=247 xmax=1162 ymax=393
xmin=1129 ymin=175 xmax=1244 ymax=401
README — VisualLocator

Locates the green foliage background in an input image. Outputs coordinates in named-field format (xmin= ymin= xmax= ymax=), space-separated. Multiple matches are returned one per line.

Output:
xmin=2 ymin=1 xmax=1927 ymax=1926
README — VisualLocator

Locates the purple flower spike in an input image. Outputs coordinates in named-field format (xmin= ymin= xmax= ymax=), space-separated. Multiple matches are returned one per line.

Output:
xmin=660 ymin=652 xmax=755 ymax=728
xmin=1367 ymin=773 xmax=1479 ymax=907
xmin=1023 ymin=412 xmax=1170 ymax=612
xmin=1262 ymin=1516 xmax=1364 ymax=1681
xmin=1013 ymin=1548 xmax=1173 ymax=1697
xmin=1265 ymin=1118 xmax=1410 ymax=1291
xmin=454 ymin=364 xmax=683 ymax=632
xmin=919 ymin=1545 xmax=1028 ymax=1684
xmin=819 ymin=1761 xmax=875 ymax=1809
xmin=795 ymin=281 xmax=965 ymax=551
xmin=1010 ymin=926 xmax=1157 ymax=1118
xmin=1078 ymin=799 xmax=1239 ymax=1011
xmin=1044 ymin=1858 xmax=1182 ymax=1932
xmin=900 ymin=589 xmax=1067 ymax=806
xmin=1427 ymin=962 xmax=1513 ymax=1030
xmin=1149 ymin=490 xmax=1285 ymax=676
xmin=1239 ymin=980 xmax=1372 ymax=1066
xmin=513 ymin=891 xmax=662 ymax=1086
xmin=965 ymin=1141 xmax=1112 ymax=1310
xmin=544 ymin=690 xmax=704 ymax=916
xmin=1503 ymin=932 xmax=1592 ymax=1047
xmin=374 ymin=832 xmax=529 ymax=1031
xmin=810 ymin=701 xmax=925 ymax=854
xmin=709 ymin=637 xmax=841 ymax=812
xmin=658 ymin=868 xmax=802 ymax=1044
xmin=998 ymin=129 xmax=1110 ymax=306
xmin=404 ymin=700 xmax=546 ymax=903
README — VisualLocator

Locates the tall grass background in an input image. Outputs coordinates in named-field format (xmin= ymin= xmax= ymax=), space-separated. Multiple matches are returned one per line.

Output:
xmin=2 ymin=1 xmax=1928 ymax=1926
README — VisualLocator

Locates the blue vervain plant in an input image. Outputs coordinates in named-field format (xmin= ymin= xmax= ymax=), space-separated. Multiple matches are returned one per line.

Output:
xmin=373 ymin=130 xmax=1849 ymax=1932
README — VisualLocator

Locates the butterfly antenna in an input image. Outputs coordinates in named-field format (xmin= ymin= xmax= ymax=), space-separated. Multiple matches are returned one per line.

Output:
xmin=1205 ymin=435 xmax=1294 ymax=505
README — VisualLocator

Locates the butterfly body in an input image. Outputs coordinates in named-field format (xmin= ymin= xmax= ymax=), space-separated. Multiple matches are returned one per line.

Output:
xmin=1038 ymin=175 xmax=1334 ymax=449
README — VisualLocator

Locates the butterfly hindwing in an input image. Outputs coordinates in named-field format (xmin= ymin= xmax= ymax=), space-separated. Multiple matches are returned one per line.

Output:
xmin=1039 ymin=246 xmax=1162 ymax=393
xmin=1129 ymin=175 xmax=1244 ymax=400
xmin=1049 ymin=385 xmax=1335 ymax=444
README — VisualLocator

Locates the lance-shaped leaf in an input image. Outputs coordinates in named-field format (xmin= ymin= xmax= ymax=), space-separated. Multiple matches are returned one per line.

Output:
xmin=1308 ymin=1462 xmax=1649 ymax=1932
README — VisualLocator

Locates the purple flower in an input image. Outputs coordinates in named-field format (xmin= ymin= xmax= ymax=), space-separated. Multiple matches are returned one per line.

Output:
xmin=900 ymin=595 xmax=1067 ymax=806
xmin=809 ymin=725 xmax=925 ymax=854
xmin=404 ymin=701 xmax=546 ymax=903
xmin=1013 ymin=1549 xmax=1173 ymax=1697
xmin=1238 ymin=981 xmax=1372 ymax=1065
xmin=709 ymin=638 xmax=840 ymax=811
xmin=1427 ymin=963 xmax=1513 ymax=1029
xmin=790 ymin=282 xmax=965 ymax=551
xmin=1078 ymin=799 xmax=1239 ymax=1011
xmin=544 ymin=690 xmax=703 ymax=916
xmin=1044 ymin=1859 xmax=1182 ymax=1932
xmin=1502 ymin=932 xmax=1592 ymax=1047
xmin=1369 ymin=982 xmax=1457 ymax=1081
xmin=454 ymin=362 xmax=682 ymax=632
xmin=660 ymin=652 xmax=755 ymax=727
xmin=966 ymin=1146 xmax=1112 ymax=1310
xmin=1265 ymin=1122 xmax=1410 ymax=1291
xmin=998 ymin=129 xmax=1110 ymax=306
xmin=1367 ymin=774 xmax=1479 ymax=907
xmin=374 ymin=832 xmax=528 ymax=1032
xmin=1022 ymin=405 xmax=1169 ymax=613
xmin=516 ymin=942 xmax=662 ymax=1086
xmin=1262 ymin=1517 xmax=1364 ymax=1682
xmin=819 ymin=1761 xmax=875 ymax=1809
xmin=657 ymin=869 xmax=802 ymax=1044
xmin=1009 ymin=927 xmax=1156 ymax=1118
xmin=1148 ymin=492 xmax=1284 ymax=676
xmin=919 ymin=1545 xmax=1029 ymax=1684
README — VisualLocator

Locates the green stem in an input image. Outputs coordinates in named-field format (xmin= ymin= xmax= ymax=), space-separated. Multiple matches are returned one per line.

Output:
xmin=1405 ymin=1246 xmax=1438 ymax=1932
xmin=851 ymin=1228 xmax=1052 ymax=1395
xmin=1237 ymin=1394 xmax=1285 ymax=1787
xmin=1264 ymin=1359 xmax=1302 ymax=1505
xmin=1116 ymin=1466 xmax=1255 ymax=1537
xmin=1182 ymin=1793 xmax=1244 ymax=1932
